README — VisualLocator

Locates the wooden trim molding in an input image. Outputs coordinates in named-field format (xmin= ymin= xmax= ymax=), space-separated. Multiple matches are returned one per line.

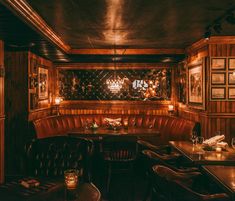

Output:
xmin=0 ymin=118 xmax=4 ymax=184
xmin=187 ymin=36 xmax=235 ymax=53
xmin=1 ymin=0 xmax=70 ymax=52
xmin=55 ymin=62 xmax=175 ymax=69
xmin=69 ymin=48 xmax=185 ymax=55
xmin=0 ymin=40 xmax=4 ymax=184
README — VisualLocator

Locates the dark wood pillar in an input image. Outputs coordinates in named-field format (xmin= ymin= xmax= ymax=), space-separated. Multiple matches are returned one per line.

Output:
xmin=0 ymin=40 xmax=4 ymax=183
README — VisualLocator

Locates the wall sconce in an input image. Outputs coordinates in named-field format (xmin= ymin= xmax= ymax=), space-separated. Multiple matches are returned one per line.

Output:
xmin=54 ymin=96 xmax=63 ymax=115
xmin=168 ymin=104 xmax=174 ymax=116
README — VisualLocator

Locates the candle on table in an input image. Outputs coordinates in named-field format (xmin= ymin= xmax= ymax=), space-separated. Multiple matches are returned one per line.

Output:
xmin=215 ymin=147 xmax=222 ymax=152
xmin=64 ymin=169 xmax=79 ymax=189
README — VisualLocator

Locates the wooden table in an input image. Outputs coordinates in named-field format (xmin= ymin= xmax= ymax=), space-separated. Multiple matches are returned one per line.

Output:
xmin=169 ymin=141 xmax=235 ymax=165
xmin=0 ymin=178 xmax=101 ymax=201
xmin=68 ymin=127 xmax=160 ymax=140
xmin=202 ymin=165 xmax=235 ymax=200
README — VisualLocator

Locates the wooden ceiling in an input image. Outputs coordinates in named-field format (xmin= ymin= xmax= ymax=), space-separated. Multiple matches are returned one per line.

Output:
xmin=1 ymin=0 xmax=235 ymax=63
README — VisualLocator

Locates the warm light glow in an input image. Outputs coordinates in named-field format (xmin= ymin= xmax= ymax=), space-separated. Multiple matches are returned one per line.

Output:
xmin=103 ymin=0 xmax=127 ymax=43
xmin=106 ymin=76 xmax=124 ymax=94
xmin=168 ymin=104 xmax=174 ymax=112
xmin=64 ymin=169 xmax=79 ymax=189
xmin=123 ymin=120 xmax=128 ymax=128
xmin=215 ymin=147 xmax=222 ymax=152
xmin=55 ymin=97 xmax=63 ymax=105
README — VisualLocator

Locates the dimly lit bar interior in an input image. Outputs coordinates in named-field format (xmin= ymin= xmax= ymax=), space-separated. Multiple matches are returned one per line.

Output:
xmin=0 ymin=0 xmax=235 ymax=200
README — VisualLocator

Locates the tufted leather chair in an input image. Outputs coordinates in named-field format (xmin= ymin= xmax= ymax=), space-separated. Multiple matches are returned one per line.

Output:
xmin=25 ymin=136 xmax=94 ymax=182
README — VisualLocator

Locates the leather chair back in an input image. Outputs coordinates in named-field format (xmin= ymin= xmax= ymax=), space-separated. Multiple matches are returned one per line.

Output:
xmin=25 ymin=136 xmax=94 ymax=182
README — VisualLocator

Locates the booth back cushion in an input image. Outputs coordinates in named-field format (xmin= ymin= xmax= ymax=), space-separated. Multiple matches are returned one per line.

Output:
xmin=33 ymin=115 xmax=197 ymax=144
xmin=25 ymin=136 xmax=93 ymax=180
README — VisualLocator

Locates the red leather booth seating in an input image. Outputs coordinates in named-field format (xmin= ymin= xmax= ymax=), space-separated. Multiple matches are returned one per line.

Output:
xmin=33 ymin=115 xmax=197 ymax=145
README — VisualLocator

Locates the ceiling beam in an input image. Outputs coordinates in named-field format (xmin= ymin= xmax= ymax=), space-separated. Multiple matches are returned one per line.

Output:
xmin=69 ymin=48 xmax=185 ymax=55
xmin=0 ymin=0 xmax=70 ymax=53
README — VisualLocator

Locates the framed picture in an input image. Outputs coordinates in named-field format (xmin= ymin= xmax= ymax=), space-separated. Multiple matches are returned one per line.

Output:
xmin=228 ymin=58 xmax=235 ymax=70
xmin=228 ymin=87 xmax=235 ymax=99
xmin=211 ymin=87 xmax=226 ymax=100
xmin=38 ymin=67 xmax=48 ymax=100
xmin=188 ymin=59 xmax=205 ymax=109
xmin=211 ymin=73 xmax=226 ymax=85
xmin=211 ymin=58 xmax=226 ymax=70
xmin=228 ymin=72 xmax=235 ymax=84
xmin=30 ymin=58 xmax=37 ymax=74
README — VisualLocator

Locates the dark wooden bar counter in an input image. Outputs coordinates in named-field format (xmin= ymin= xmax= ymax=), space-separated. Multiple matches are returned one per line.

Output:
xmin=202 ymin=166 xmax=235 ymax=200
xmin=169 ymin=141 xmax=235 ymax=165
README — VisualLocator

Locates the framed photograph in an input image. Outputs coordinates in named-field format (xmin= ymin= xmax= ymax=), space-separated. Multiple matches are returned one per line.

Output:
xmin=188 ymin=59 xmax=205 ymax=109
xmin=211 ymin=58 xmax=226 ymax=70
xmin=30 ymin=58 xmax=37 ymax=74
xmin=228 ymin=87 xmax=235 ymax=99
xmin=38 ymin=67 xmax=48 ymax=100
xmin=211 ymin=73 xmax=226 ymax=85
xmin=211 ymin=87 xmax=226 ymax=100
xmin=228 ymin=58 xmax=235 ymax=70
xmin=228 ymin=72 xmax=235 ymax=84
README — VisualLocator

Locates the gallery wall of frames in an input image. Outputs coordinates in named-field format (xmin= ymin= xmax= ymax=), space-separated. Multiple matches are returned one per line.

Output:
xmin=210 ymin=57 xmax=235 ymax=101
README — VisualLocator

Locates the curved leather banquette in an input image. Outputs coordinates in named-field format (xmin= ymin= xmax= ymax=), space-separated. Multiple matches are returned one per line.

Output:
xmin=33 ymin=115 xmax=197 ymax=144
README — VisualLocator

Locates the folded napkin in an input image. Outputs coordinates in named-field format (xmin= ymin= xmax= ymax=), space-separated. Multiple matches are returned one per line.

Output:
xmin=216 ymin=141 xmax=228 ymax=149
xmin=104 ymin=118 xmax=122 ymax=127
xmin=203 ymin=135 xmax=225 ymax=147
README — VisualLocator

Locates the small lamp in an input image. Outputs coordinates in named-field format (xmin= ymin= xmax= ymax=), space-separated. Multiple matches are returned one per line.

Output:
xmin=168 ymin=104 xmax=174 ymax=115
xmin=54 ymin=97 xmax=62 ymax=115
xmin=55 ymin=97 xmax=62 ymax=105
xmin=64 ymin=169 xmax=79 ymax=190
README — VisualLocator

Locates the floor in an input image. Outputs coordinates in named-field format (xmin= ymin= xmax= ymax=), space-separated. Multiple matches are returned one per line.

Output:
xmin=92 ymin=157 xmax=150 ymax=201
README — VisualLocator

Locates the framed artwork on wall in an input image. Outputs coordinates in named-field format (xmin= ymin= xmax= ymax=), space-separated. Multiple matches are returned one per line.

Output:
xmin=228 ymin=58 xmax=235 ymax=70
xmin=30 ymin=58 xmax=37 ymax=74
xmin=188 ymin=59 xmax=205 ymax=110
xmin=211 ymin=58 xmax=226 ymax=70
xmin=211 ymin=87 xmax=226 ymax=100
xmin=38 ymin=67 xmax=48 ymax=100
xmin=228 ymin=72 xmax=235 ymax=85
xmin=211 ymin=73 xmax=226 ymax=85
xmin=228 ymin=87 xmax=235 ymax=99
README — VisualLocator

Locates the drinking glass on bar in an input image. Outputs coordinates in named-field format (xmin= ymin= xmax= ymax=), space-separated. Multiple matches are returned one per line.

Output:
xmin=197 ymin=137 xmax=204 ymax=145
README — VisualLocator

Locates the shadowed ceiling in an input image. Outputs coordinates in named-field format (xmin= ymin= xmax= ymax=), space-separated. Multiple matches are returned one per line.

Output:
xmin=26 ymin=0 xmax=235 ymax=48
xmin=1 ymin=0 xmax=235 ymax=62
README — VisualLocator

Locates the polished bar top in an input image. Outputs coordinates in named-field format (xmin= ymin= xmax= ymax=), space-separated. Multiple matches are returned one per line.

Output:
xmin=170 ymin=141 xmax=235 ymax=165
xmin=69 ymin=127 xmax=160 ymax=137
xmin=202 ymin=165 xmax=235 ymax=198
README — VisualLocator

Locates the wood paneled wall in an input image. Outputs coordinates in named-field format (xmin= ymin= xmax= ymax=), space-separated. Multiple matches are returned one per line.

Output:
xmin=179 ymin=37 xmax=235 ymax=143
xmin=55 ymin=101 xmax=170 ymax=116
xmin=4 ymin=51 xmax=53 ymax=174
xmin=0 ymin=41 xmax=4 ymax=183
